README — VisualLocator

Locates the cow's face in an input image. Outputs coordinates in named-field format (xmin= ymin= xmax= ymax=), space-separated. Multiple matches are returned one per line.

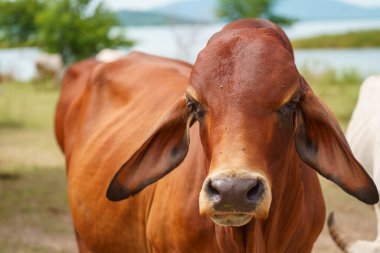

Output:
xmin=189 ymin=29 xmax=299 ymax=226
xmin=107 ymin=20 xmax=378 ymax=227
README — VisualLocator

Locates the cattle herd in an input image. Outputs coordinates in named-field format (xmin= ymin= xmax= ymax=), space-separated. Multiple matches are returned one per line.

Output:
xmin=54 ymin=19 xmax=380 ymax=252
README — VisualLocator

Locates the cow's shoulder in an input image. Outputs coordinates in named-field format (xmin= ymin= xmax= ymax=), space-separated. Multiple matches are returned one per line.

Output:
xmin=65 ymin=52 xmax=192 ymax=163
xmin=81 ymin=51 xmax=192 ymax=113
xmin=55 ymin=58 xmax=99 ymax=151
xmin=88 ymin=51 xmax=192 ymax=88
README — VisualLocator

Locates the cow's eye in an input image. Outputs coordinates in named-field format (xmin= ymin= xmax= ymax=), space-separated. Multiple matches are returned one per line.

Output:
xmin=187 ymin=100 xmax=197 ymax=113
xmin=285 ymin=98 xmax=299 ymax=111
xmin=186 ymin=98 xmax=204 ymax=120
xmin=279 ymin=95 xmax=300 ymax=114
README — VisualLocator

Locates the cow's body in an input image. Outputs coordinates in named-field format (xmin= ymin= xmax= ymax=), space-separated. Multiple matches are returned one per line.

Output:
xmin=95 ymin=48 xmax=126 ymax=63
xmin=35 ymin=52 xmax=63 ymax=81
xmin=346 ymin=75 xmax=380 ymax=190
xmin=329 ymin=75 xmax=380 ymax=252
xmin=57 ymin=19 xmax=377 ymax=253
xmin=58 ymin=51 xmax=325 ymax=253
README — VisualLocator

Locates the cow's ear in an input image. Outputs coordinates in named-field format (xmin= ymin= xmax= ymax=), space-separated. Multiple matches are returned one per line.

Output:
xmin=295 ymin=76 xmax=379 ymax=205
xmin=107 ymin=98 xmax=194 ymax=201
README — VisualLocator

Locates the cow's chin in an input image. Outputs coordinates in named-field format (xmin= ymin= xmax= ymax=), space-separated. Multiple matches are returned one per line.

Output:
xmin=211 ymin=213 xmax=253 ymax=227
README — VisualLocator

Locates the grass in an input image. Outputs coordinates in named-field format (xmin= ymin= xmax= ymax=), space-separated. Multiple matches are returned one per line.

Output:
xmin=0 ymin=81 xmax=74 ymax=253
xmin=0 ymin=80 xmax=58 ymax=129
xmin=0 ymin=71 xmax=373 ymax=253
xmin=0 ymin=167 xmax=75 ymax=253
xmin=301 ymin=67 xmax=363 ymax=129
xmin=292 ymin=29 xmax=380 ymax=49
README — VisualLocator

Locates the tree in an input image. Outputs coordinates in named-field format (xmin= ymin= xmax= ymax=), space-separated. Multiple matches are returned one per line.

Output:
xmin=217 ymin=0 xmax=294 ymax=25
xmin=0 ymin=0 xmax=134 ymax=63
xmin=0 ymin=0 xmax=45 ymax=46
xmin=35 ymin=0 xmax=133 ymax=63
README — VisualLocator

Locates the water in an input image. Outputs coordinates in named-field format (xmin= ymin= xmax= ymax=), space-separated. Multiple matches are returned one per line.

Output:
xmin=1 ymin=19 xmax=380 ymax=80
xmin=0 ymin=48 xmax=41 ymax=81
xmin=295 ymin=48 xmax=380 ymax=74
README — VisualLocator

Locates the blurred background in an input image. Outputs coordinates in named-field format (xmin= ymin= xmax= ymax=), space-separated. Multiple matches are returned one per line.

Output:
xmin=1 ymin=0 xmax=379 ymax=252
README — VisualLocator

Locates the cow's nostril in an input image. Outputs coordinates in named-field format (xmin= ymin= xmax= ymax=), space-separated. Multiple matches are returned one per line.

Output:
xmin=247 ymin=180 xmax=264 ymax=202
xmin=207 ymin=180 xmax=221 ymax=201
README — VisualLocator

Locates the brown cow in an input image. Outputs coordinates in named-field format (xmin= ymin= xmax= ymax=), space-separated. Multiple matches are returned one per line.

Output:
xmin=56 ymin=19 xmax=378 ymax=253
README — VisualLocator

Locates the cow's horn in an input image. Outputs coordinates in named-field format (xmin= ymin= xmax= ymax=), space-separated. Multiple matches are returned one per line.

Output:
xmin=327 ymin=212 xmax=354 ymax=253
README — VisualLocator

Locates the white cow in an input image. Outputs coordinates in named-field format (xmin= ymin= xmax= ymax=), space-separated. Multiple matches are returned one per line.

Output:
xmin=35 ymin=52 xmax=63 ymax=81
xmin=95 ymin=48 xmax=126 ymax=63
xmin=329 ymin=75 xmax=380 ymax=253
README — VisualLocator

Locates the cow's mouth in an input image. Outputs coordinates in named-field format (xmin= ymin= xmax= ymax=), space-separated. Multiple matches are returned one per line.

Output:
xmin=211 ymin=213 xmax=253 ymax=227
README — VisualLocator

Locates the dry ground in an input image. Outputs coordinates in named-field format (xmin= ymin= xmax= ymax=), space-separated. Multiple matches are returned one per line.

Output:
xmin=0 ymin=72 xmax=375 ymax=253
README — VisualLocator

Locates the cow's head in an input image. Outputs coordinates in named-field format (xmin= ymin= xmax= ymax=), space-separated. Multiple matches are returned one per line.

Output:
xmin=107 ymin=19 xmax=378 ymax=227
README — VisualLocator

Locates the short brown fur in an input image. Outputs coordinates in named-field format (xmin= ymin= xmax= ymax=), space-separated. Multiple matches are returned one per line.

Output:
xmin=56 ymin=19 xmax=378 ymax=253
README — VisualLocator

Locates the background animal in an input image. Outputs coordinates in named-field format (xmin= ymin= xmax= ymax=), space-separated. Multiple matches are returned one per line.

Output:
xmin=35 ymin=52 xmax=64 ymax=81
xmin=329 ymin=75 xmax=380 ymax=253
xmin=95 ymin=48 xmax=126 ymax=63
xmin=56 ymin=19 xmax=378 ymax=253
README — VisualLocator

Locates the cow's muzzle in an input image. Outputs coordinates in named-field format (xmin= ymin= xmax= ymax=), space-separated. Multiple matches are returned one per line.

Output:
xmin=199 ymin=170 xmax=271 ymax=227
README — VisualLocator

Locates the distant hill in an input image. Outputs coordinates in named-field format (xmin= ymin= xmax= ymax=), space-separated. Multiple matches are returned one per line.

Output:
xmin=273 ymin=0 xmax=380 ymax=20
xmin=116 ymin=10 xmax=200 ymax=26
xmin=153 ymin=0 xmax=380 ymax=21
xmin=117 ymin=0 xmax=380 ymax=26
xmin=153 ymin=0 xmax=219 ymax=22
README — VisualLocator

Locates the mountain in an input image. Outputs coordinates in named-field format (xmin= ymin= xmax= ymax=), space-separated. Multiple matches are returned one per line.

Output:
xmin=116 ymin=10 xmax=200 ymax=26
xmin=273 ymin=0 xmax=380 ymax=20
xmin=152 ymin=0 xmax=380 ymax=22
xmin=117 ymin=0 xmax=380 ymax=26
xmin=153 ymin=0 xmax=219 ymax=22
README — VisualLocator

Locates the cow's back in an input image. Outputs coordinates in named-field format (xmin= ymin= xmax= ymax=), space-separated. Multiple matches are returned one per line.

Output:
xmin=59 ymin=52 xmax=194 ymax=252
xmin=55 ymin=58 xmax=99 ymax=152
xmin=346 ymin=75 xmax=380 ymax=174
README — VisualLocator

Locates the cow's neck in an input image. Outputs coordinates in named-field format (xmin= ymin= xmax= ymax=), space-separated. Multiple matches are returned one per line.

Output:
xmin=260 ymin=152 xmax=307 ymax=252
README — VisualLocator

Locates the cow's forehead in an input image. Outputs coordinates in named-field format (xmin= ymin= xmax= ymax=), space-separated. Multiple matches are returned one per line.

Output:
xmin=189 ymin=28 xmax=299 ymax=107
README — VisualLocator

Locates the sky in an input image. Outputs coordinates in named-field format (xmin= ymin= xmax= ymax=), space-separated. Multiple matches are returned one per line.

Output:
xmin=102 ymin=0 xmax=380 ymax=11
xmin=103 ymin=0 xmax=180 ymax=10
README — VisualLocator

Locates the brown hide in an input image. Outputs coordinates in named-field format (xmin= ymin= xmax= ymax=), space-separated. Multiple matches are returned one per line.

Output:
xmin=56 ymin=19 xmax=378 ymax=253
xmin=55 ymin=58 xmax=98 ymax=153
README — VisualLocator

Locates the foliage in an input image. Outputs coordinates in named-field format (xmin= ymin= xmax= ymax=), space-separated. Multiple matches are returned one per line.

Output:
xmin=217 ymin=0 xmax=294 ymax=25
xmin=35 ymin=0 xmax=133 ymax=63
xmin=292 ymin=29 xmax=380 ymax=49
xmin=0 ymin=0 xmax=44 ymax=47
xmin=0 ymin=0 xmax=133 ymax=63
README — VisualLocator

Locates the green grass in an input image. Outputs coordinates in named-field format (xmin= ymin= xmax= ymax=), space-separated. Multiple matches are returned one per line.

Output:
xmin=0 ymin=72 xmax=367 ymax=252
xmin=0 ymin=80 xmax=59 ymax=129
xmin=0 ymin=81 xmax=74 ymax=253
xmin=300 ymin=67 xmax=363 ymax=129
xmin=292 ymin=29 xmax=380 ymax=49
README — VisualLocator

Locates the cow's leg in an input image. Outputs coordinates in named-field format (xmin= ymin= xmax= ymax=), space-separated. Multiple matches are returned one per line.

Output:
xmin=75 ymin=229 xmax=93 ymax=253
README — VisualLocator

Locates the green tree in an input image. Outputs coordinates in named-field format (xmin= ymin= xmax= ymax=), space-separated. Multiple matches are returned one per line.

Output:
xmin=35 ymin=0 xmax=133 ymax=63
xmin=217 ymin=0 xmax=294 ymax=25
xmin=0 ymin=0 xmax=45 ymax=46
xmin=0 ymin=0 xmax=133 ymax=63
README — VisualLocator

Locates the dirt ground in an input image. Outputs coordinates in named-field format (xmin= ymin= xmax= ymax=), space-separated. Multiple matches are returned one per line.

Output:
xmin=313 ymin=178 xmax=377 ymax=253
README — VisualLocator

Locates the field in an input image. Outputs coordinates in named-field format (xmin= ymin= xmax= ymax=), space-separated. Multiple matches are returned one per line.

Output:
xmin=292 ymin=29 xmax=380 ymax=49
xmin=0 ymin=70 xmax=376 ymax=253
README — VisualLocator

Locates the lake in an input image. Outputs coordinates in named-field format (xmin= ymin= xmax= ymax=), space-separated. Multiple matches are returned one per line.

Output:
xmin=1 ymin=19 xmax=380 ymax=81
